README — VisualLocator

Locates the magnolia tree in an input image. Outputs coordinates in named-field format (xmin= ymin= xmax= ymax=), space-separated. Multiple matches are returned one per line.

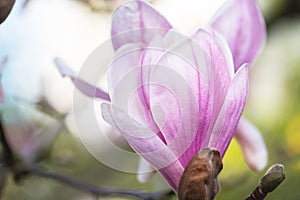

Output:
xmin=0 ymin=0 xmax=285 ymax=200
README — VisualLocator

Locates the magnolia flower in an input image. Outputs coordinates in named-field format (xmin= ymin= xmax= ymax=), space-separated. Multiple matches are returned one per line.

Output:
xmin=0 ymin=78 xmax=64 ymax=164
xmin=0 ymin=99 xmax=64 ymax=164
xmin=56 ymin=0 xmax=267 ymax=191
xmin=0 ymin=58 xmax=63 ymax=165
xmin=0 ymin=1 xmax=64 ymax=164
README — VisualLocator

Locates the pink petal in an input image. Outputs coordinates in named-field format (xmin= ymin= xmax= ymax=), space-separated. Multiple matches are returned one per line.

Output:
xmin=235 ymin=117 xmax=268 ymax=171
xmin=111 ymin=0 xmax=172 ymax=50
xmin=142 ymin=35 xmax=213 ymax=167
xmin=54 ymin=57 xmax=110 ymax=101
xmin=108 ymin=43 xmax=143 ymax=99
xmin=101 ymin=102 xmax=183 ymax=191
xmin=208 ymin=0 xmax=266 ymax=71
xmin=138 ymin=29 xmax=187 ymax=111
xmin=191 ymin=29 xmax=235 ymax=141
xmin=2 ymin=102 xmax=63 ymax=164
xmin=108 ymin=43 xmax=156 ymax=130
xmin=142 ymin=29 xmax=237 ymax=168
xmin=158 ymin=161 xmax=185 ymax=191
xmin=207 ymin=64 xmax=249 ymax=157
xmin=192 ymin=28 xmax=234 ymax=90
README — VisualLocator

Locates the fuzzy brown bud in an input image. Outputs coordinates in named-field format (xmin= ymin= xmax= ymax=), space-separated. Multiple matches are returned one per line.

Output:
xmin=178 ymin=148 xmax=223 ymax=200
xmin=0 ymin=0 xmax=15 ymax=24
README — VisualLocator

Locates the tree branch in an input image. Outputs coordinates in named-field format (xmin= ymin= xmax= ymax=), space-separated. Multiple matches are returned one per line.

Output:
xmin=0 ymin=117 xmax=15 ymax=167
xmin=27 ymin=165 xmax=174 ymax=200
xmin=0 ymin=117 xmax=174 ymax=200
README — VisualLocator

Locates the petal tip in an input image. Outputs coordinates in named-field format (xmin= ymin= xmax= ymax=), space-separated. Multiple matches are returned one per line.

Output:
xmin=53 ymin=57 xmax=75 ymax=78
xmin=249 ymin=150 xmax=268 ymax=172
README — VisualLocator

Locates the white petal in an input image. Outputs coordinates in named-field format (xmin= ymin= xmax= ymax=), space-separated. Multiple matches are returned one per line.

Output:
xmin=137 ymin=157 xmax=156 ymax=183
xmin=235 ymin=117 xmax=268 ymax=171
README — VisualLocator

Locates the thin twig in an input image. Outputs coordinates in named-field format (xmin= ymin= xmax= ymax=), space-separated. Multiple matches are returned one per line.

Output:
xmin=0 ymin=117 xmax=174 ymax=200
xmin=0 ymin=118 xmax=14 ymax=167
xmin=27 ymin=165 xmax=174 ymax=200
xmin=0 ymin=154 xmax=8 ymax=197
xmin=0 ymin=116 xmax=29 ymax=182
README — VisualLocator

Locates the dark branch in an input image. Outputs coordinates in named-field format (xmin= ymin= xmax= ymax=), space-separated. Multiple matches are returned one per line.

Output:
xmin=27 ymin=165 xmax=174 ymax=200
xmin=0 ymin=117 xmax=14 ymax=167
xmin=0 ymin=117 xmax=174 ymax=200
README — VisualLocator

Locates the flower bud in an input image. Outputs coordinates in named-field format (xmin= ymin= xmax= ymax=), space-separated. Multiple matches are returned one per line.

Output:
xmin=0 ymin=0 xmax=15 ymax=24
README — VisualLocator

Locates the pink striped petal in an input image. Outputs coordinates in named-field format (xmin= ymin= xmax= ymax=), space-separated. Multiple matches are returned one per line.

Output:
xmin=191 ymin=29 xmax=235 ymax=140
xmin=54 ymin=57 xmax=110 ymax=101
xmin=139 ymin=29 xmax=188 ymax=110
xmin=108 ymin=43 xmax=156 ymax=129
xmin=101 ymin=102 xmax=183 ymax=190
xmin=158 ymin=161 xmax=185 ymax=191
xmin=208 ymin=0 xmax=266 ymax=71
xmin=235 ymin=117 xmax=268 ymax=171
xmin=108 ymin=43 xmax=143 ymax=99
xmin=143 ymin=36 xmax=213 ymax=167
xmin=141 ymin=29 xmax=236 ymax=168
xmin=192 ymin=29 xmax=234 ymax=90
xmin=111 ymin=0 xmax=172 ymax=50
xmin=207 ymin=64 xmax=249 ymax=157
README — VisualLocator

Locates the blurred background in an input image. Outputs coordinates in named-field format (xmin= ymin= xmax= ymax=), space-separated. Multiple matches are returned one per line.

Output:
xmin=0 ymin=0 xmax=300 ymax=199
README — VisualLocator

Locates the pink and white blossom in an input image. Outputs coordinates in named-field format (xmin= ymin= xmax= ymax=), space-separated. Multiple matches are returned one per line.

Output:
xmin=56 ymin=0 xmax=267 ymax=191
